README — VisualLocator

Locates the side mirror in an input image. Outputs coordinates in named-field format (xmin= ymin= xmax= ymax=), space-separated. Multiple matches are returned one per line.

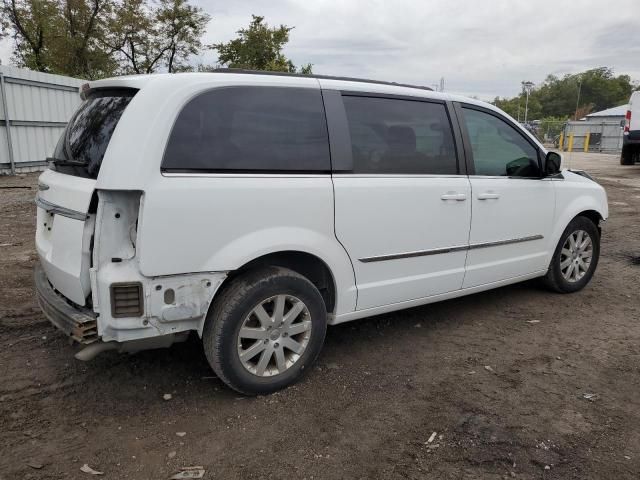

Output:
xmin=545 ymin=151 xmax=562 ymax=176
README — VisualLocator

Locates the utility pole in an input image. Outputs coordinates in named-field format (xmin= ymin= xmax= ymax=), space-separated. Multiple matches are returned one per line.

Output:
xmin=574 ymin=78 xmax=582 ymax=120
xmin=522 ymin=81 xmax=534 ymax=124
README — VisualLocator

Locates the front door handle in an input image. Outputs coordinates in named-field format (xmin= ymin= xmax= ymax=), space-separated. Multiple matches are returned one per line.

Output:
xmin=441 ymin=192 xmax=467 ymax=201
xmin=478 ymin=192 xmax=500 ymax=200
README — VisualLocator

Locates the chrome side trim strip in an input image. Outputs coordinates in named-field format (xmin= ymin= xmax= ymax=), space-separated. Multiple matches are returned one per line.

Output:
xmin=35 ymin=196 xmax=88 ymax=221
xmin=468 ymin=234 xmax=544 ymax=251
xmin=359 ymin=244 xmax=468 ymax=263
xmin=358 ymin=235 xmax=544 ymax=263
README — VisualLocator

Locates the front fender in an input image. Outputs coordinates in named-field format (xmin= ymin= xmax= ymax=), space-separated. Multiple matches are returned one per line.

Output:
xmin=546 ymin=181 xmax=608 ymax=265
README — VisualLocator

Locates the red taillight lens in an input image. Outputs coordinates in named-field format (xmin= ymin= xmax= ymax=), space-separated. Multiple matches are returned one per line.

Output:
xmin=625 ymin=110 xmax=631 ymax=133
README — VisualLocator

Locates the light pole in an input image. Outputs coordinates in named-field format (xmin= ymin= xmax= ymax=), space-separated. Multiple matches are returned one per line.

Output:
xmin=522 ymin=81 xmax=534 ymax=124
xmin=574 ymin=78 xmax=582 ymax=120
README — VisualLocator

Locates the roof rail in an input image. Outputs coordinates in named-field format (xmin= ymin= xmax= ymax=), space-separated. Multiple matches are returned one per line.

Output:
xmin=209 ymin=68 xmax=433 ymax=92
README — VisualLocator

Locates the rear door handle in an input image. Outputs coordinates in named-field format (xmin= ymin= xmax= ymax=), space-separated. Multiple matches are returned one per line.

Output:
xmin=478 ymin=192 xmax=500 ymax=200
xmin=441 ymin=192 xmax=467 ymax=201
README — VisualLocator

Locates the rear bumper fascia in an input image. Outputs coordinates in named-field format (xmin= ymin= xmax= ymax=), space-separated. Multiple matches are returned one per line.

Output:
xmin=34 ymin=263 xmax=98 ymax=344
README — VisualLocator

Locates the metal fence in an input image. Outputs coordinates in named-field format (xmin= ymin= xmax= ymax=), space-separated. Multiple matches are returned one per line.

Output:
xmin=0 ymin=66 xmax=84 ymax=174
xmin=560 ymin=120 xmax=624 ymax=153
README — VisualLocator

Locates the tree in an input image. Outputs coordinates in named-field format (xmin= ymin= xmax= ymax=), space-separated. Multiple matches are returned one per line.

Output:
xmin=57 ymin=0 xmax=116 ymax=78
xmin=104 ymin=0 xmax=209 ymax=74
xmin=212 ymin=15 xmax=312 ymax=74
xmin=1 ymin=0 xmax=62 ymax=73
xmin=494 ymin=67 xmax=636 ymax=121
xmin=1 ymin=0 xmax=210 ymax=78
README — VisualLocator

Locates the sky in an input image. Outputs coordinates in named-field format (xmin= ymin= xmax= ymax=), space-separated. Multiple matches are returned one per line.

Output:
xmin=1 ymin=0 xmax=639 ymax=101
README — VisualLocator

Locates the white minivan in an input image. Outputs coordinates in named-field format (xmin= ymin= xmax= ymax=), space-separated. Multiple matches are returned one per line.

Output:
xmin=35 ymin=71 xmax=608 ymax=394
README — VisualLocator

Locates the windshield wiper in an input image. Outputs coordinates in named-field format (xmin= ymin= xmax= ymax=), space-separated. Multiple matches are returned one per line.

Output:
xmin=46 ymin=157 xmax=84 ymax=167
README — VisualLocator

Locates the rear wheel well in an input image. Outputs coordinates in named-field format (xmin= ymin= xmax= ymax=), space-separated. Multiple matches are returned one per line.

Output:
xmin=221 ymin=252 xmax=336 ymax=315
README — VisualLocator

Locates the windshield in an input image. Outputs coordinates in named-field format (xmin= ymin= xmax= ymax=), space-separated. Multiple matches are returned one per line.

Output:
xmin=51 ymin=89 xmax=136 ymax=178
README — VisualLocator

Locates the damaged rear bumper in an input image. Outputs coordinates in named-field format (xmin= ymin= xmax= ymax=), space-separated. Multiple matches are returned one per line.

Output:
xmin=34 ymin=262 xmax=98 ymax=344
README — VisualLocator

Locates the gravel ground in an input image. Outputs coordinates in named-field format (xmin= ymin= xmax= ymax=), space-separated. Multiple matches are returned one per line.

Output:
xmin=1 ymin=153 xmax=639 ymax=479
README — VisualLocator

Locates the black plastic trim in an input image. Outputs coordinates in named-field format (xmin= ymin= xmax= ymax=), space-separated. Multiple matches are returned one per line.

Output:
xmin=446 ymin=100 xmax=468 ymax=176
xmin=321 ymin=89 xmax=354 ymax=172
xmin=34 ymin=264 xmax=98 ymax=344
xmin=209 ymin=68 xmax=433 ymax=92
xmin=338 ymin=90 xmax=444 ymax=103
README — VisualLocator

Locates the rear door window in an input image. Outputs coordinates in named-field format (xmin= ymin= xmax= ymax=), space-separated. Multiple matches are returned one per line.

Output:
xmin=342 ymin=96 xmax=458 ymax=175
xmin=52 ymin=89 xmax=136 ymax=179
xmin=162 ymin=87 xmax=330 ymax=173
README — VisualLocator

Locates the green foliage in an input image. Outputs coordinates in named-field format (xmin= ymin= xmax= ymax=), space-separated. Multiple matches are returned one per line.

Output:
xmin=1 ymin=0 xmax=113 ymax=77
xmin=1 ymin=0 xmax=210 ymax=78
xmin=212 ymin=15 xmax=312 ymax=74
xmin=494 ymin=68 xmax=636 ymax=120
xmin=105 ymin=0 xmax=210 ymax=74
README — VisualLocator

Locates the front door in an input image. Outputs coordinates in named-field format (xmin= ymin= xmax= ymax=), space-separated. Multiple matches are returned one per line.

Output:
xmin=457 ymin=105 xmax=556 ymax=288
xmin=329 ymin=92 xmax=472 ymax=310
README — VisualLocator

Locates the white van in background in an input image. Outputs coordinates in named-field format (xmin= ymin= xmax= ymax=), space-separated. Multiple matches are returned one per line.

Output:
xmin=621 ymin=91 xmax=640 ymax=165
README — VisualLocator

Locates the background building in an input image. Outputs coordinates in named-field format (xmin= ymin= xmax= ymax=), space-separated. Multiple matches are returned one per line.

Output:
xmin=560 ymin=104 xmax=626 ymax=153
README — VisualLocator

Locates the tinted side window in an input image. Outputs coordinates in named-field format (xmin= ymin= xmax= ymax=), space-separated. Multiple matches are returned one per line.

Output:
xmin=462 ymin=107 xmax=540 ymax=177
xmin=162 ymin=87 xmax=330 ymax=172
xmin=342 ymin=96 xmax=457 ymax=175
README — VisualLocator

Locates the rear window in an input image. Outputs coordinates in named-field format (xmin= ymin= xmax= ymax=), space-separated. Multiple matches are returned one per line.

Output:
xmin=162 ymin=86 xmax=330 ymax=173
xmin=51 ymin=89 xmax=136 ymax=178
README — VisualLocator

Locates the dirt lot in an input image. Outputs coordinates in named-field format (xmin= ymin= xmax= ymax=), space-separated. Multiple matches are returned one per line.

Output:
xmin=1 ymin=152 xmax=639 ymax=479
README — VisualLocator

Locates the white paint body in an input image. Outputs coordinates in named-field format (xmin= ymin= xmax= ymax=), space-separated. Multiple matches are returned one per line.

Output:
xmin=628 ymin=91 xmax=640 ymax=132
xmin=34 ymin=73 xmax=609 ymax=346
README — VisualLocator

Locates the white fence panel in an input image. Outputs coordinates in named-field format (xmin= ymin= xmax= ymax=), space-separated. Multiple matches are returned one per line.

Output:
xmin=0 ymin=66 xmax=84 ymax=174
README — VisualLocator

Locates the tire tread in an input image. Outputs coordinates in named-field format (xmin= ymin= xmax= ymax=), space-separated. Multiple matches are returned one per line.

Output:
xmin=203 ymin=266 xmax=325 ymax=395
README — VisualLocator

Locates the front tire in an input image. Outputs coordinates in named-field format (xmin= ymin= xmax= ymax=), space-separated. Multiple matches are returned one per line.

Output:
xmin=542 ymin=216 xmax=600 ymax=293
xmin=203 ymin=266 xmax=327 ymax=395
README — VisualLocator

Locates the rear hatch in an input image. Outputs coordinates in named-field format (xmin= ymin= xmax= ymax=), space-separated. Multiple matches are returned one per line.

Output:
xmin=36 ymin=89 xmax=136 ymax=306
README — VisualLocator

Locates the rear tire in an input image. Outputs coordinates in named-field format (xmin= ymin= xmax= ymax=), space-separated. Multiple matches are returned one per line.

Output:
xmin=542 ymin=216 xmax=600 ymax=293
xmin=620 ymin=145 xmax=635 ymax=165
xmin=203 ymin=266 xmax=327 ymax=395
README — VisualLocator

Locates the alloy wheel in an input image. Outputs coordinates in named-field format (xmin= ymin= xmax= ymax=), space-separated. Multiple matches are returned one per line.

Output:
xmin=560 ymin=229 xmax=593 ymax=283
xmin=237 ymin=295 xmax=312 ymax=377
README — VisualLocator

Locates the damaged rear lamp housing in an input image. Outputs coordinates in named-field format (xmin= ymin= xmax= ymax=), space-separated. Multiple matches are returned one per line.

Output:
xmin=110 ymin=283 xmax=144 ymax=318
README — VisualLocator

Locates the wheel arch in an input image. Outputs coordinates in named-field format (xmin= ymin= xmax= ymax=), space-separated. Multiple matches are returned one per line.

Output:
xmin=576 ymin=209 xmax=604 ymax=235
xmin=546 ymin=202 xmax=606 ymax=267
xmin=223 ymin=250 xmax=338 ymax=316
xmin=198 ymin=250 xmax=346 ymax=337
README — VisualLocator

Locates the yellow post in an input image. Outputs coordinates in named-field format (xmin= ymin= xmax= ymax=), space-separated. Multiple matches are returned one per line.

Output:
xmin=584 ymin=132 xmax=590 ymax=152
xmin=567 ymin=133 xmax=574 ymax=152
xmin=558 ymin=132 xmax=564 ymax=151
